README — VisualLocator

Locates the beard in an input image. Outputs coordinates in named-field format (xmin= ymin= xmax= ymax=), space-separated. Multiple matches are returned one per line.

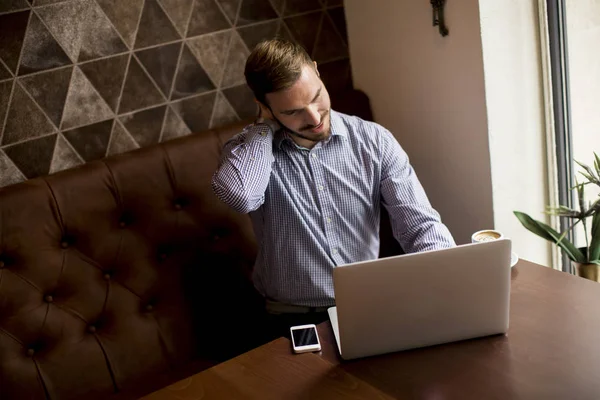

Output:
xmin=274 ymin=110 xmax=331 ymax=144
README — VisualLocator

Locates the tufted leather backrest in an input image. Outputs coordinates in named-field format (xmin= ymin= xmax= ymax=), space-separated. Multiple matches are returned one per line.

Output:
xmin=0 ymin=89 xmax=396 ymax=400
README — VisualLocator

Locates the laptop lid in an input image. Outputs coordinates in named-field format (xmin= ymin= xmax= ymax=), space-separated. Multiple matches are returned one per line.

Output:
xmin=330 ymin=239 xmax=512 ymax=360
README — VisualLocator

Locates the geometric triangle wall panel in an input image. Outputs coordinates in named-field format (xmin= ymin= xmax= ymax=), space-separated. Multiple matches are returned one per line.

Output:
xmin=210 ymin=91 xmax=239 ymax=128
xmin=96 ymin=0 xmax=145 ymax=48
xmin=171 ymin=44 xmax=215 ymax=100
xmin=78 ymin=1 xmax=128 ymax=62
xmin=0 ymin=10 xmax=30 ymax=74
xmin=63 ymin=119 xmax=113 ymax=162
xmin=161 ymin=105 xmax=191 ymax=142
xmin=221 ymin=32 xmax=249 ymax=87
xmin=18 ymin=12 xmax=72 ymax=76
xmin=2 ymin=83 xmax=56 ymax=145
xmin=119 ymin=105 xmax=166 ymax=147
xmin=18 ymin=13 xmax=71 ymax=75
xmin=171 ymin=91 xmax=216 ymax=132
xmin=0 ymin=0 xmax=29 ymax=14
xmin=0 ymin=149 xmax=26 ymax=187
xmin=237 ymin=20 xmax=279 ymax=51
xmin=49 ymin=134 xmax=84 ymax=174
xmin=108 ymin=120 xmax=139 ymax=155
xmin=119 ymin=56 xmax=165 ymax=113
xmin=187 ymin=31 xmax=230 ymax=87
xmin=187 ymin=0 xmax=231 ymax=38
xmin=19 ymin=66 xmax=73 ymax=127
xmin=215 ymin=0 xmax=240 ymax=25
xmin=3 ymin=134 xmax=58 ymax=179
xmin=36 ymin=0 xmax=86 ymax=63
xmin=135 ymin=43 xmax=181 ymax=98
xmin=79 ymin=54 xmax=129 ymax=113
xmin=61 ymin=67 xmax=114 ymax=130
xmin=0 ymin=0 xmax=351 ymax=188
xmin=158 ymin=0 xmax=194 ymax=37
xmin=135 ymin=0 xmax=181 ymax=49
xmin=237 ymin=0 xmax=277 ymax=26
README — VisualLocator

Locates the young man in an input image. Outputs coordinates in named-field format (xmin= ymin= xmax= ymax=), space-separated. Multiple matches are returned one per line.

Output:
xmin=212 ymin=39 xmax=455 ymax=335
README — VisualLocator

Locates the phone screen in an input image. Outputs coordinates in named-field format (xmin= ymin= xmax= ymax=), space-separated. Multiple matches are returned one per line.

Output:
xmin=292 ymin=327 xmax=318 ymax=347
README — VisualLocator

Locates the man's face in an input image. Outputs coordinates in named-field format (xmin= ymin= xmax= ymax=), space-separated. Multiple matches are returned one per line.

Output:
xmin=265 ymin=63 xmax=331 ymax=143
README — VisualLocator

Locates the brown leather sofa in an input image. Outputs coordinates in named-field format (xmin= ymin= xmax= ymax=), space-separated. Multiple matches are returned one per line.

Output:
xmin=0 ymin=89 xmax=402 ymax=400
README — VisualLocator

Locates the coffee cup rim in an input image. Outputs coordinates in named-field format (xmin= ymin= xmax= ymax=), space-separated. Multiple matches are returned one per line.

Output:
xmin=471 ymin=229 xmax=504 ymax=243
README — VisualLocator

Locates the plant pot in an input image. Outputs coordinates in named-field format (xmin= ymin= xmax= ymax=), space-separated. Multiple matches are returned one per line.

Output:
xmin=573 ymin=262 xmax=600 ymax=282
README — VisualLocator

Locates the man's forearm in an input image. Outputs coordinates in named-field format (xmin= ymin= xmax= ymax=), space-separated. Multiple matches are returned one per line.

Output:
xmin=212 ymin=123 xmax=275 ymax=213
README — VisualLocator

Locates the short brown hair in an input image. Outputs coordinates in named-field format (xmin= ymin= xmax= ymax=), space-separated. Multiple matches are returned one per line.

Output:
xmin=244 ymin=38 xmax=314 ymax=106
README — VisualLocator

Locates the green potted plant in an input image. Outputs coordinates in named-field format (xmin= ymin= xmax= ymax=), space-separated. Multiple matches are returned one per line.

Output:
xmin=514 ymin=153 xmax=600 ymax=281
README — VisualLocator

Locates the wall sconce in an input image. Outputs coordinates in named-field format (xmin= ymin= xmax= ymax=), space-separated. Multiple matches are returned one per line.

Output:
xmin=431 ymin=0 xmax=449 ymax=37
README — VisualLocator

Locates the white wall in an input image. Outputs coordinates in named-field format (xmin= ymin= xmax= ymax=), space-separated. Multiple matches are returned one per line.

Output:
xmin=344 ymin=0 xmax=552 ymax=266
xmin=344 ymin=0 xmax=494 ymax=245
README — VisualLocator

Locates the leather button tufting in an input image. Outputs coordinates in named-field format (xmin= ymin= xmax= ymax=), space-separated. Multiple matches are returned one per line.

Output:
xmin=60 ymin=241 xmax=69 ymax=249
xmin=174 ymin=203 xmax=182 ymax=211
xmin=145 ymin=304 xmax=154 ymax=312
xmin=27 ymin=348 xmax=35 ymax=357
xmin=88 ymin=325 xmax=97 ymax=334
xmin=119 ymin=221 xmax=126 ymax=228
xmin=103 ymin=273 xmax=111 ymax=280
xmin=44 ymin=295 xmax=53 ymax=303
xmin=0 ymin=261 xmax=4 ymax=269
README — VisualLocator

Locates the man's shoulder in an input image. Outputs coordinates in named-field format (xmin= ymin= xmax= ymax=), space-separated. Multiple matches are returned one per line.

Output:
xmin=331 ymin=110 xmax=388 ymax=140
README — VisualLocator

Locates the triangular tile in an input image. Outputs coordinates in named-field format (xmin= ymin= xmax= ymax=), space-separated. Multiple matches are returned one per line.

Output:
xmin=0 ymin=10 xmax=29 ymax=74
xmin=237 ymin=20 xmax=278 ymax=51
xmin=33 ymin=0 xmax=72 ymax=4
xmin=237 ymin=0 xmax=277 ymax=27
xmin=316 ymin=57 xmax=352 ymax=92
xmin=118 ymin=56 xmax=165 ymax=114
xmin=0 ymin=149 xmax=26 ymax=187
xmin=284 ymin=12 xmax=321 ymax=55
xmin=161 ymin=105 xmax=191 ymax=142
xmin=135 ymin=0 xmax=181 ymax=49
xmin=79 ymin=1 xmax=128 ymax=62
xmin=3 ymin=134 xmax=57 ymax=179
xmin=276 ymin=20 xmax=295 ymax=43
xmin=221 ymin=31 xmax=249 ymax=87
xmin=215 ymin=0 xmax=239 ymax=24
xmin=327 ymin=7 xmax=348 ymax=44
xmin=135 ymin=42 xmax=181 ymax=98
xmin=107 ymin=120 xmax=139 ymax=155
xmin=96 ymin=0 xmax=144 ymax=49
xmin=61 ymin=67 xmax=114 ymax=130
xmin=187 ymin=0 xmax=230 ymax=38
xmin=62 ymin=119 xmax=113 ymax=161
xmin=222 ymin=84 xmax=256 ymax=120
xmin=210 ymin=91 xmax=239 ymax=128
xmin=171 ymin=91 xmax=216 ymax=132
xmin=171 ymin=44 xmax=215 ymax=100
xmin=268 ymin=0 xmax=284 ymax=15
xmin=18 ymin=12 xmax=71 ymax=75
xmin=158 ymin=0 xmax=194 ymax=37
xmin=2 ymin=83 xmax=55 ymax=145
xmin=0 ymin=62 xmax=11 ymax=80
xmin=19 ymin=66 xmax=73 ymax=127
xmin=282 ymin=0 xmax=321 ymax=16
xmin=49 ymin=134 xmax=83 ymax=174
xmin=79 ymin=54 xmax=129 ymax=112
xmin=0 ymin=80 xmax=13 ymax=137
xmin=187 ymin=30 xmax=230 ymax=88
xmin=0 ymin=0 xmax=29 ymax=13
xmin=36 ymin=0 xmax=86 ymax=62
xmin=119 ymin=105 xmax=166 ymax=147
xmin=313 ymin=12 xmax=348 ymax=63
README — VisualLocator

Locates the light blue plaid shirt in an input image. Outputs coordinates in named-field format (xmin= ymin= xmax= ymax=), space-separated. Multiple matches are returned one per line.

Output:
xmin=212 ymin=110 xmax=455 ymax=307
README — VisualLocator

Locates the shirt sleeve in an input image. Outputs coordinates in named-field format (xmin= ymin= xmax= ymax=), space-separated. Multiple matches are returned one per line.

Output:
xmin=211 ymin=123 xmax=276 ymax=214
xmin=378 ymin=127 xmax=456 ymax=252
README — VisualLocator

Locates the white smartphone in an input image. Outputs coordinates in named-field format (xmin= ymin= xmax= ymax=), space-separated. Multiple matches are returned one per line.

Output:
xmin=290 ymin=324 xmax=321 ymax=354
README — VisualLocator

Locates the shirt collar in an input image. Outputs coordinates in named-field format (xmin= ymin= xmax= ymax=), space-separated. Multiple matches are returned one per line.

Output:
xmin=274 ymin=110 xmax=346 ymax=150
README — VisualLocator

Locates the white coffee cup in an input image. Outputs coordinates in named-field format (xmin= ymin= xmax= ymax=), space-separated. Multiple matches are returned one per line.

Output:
xmin=471 ymin=229 xmax=504 ymax=243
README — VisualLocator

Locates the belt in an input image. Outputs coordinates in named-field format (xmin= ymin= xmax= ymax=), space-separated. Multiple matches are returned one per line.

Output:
xmin=265 ymin=299 xmax=331 ymax=314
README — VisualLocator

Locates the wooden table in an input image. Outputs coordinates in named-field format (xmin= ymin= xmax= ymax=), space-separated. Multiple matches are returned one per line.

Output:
xmin=142 ymin=260 xmax=600 ymax=400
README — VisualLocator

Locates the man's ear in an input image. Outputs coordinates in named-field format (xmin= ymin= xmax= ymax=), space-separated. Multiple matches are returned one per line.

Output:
xmin=313 ymin=61 xmax=320 ymax=77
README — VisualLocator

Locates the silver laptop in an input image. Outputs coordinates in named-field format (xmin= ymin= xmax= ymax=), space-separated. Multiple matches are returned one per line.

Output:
xmin=328 ymin=239 xmax=512 ymax=360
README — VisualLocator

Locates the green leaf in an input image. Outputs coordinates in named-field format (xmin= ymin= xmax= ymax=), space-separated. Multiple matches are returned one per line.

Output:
xmin=514 ymin=211 xmax=586 ymax=263
xmin=589 ymin=211 xmax=600 ymax=262
xmin=595 ymin=152 xmax=600 ymax=175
